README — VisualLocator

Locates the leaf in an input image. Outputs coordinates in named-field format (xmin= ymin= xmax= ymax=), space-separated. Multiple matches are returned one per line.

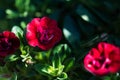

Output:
xmin=76 ymin=4 xmax=101 ymax=26
xmin=0 ymin=77 xmax=9 ymax=80
xmin=35 ymin=50 xmax=51 ymax=62
xmin=57 ymin=65 xmax=64 ymax=76
xmin=0 ymin=67 xmax=11 ymax=80
xmin=52 ymin=53 xmax=62 ymax=69
xmin=102 ymin=76 xmax=111 ymax=80
xmin=4 ymin=54 xmax=20 ymax=62
xmin=53 ymin=44 xmax=71 ymax=62
xmin=15 ymin=0 xmax=30 ymax=12
xmin=57 ymin=72 xmax=68 ymax=80
xmin=20 ymin=21 xmax=27 ymax=29
xmin=34 ymin=63 xmax=64 ymax=77
xmin=63 ymin=57 xmax=75 ymax=72
xmin=34 ymin=64 xmax=56 ymax=77
xmin=11 ymin=26 xmax=23 ymax=39
xmin=63 ymin=15 xmax=81 ymax=43
xmin=53 ymin=44 xmax=64 ymax=54
xmin=10 ymin=73 xmax=17 ymax=80
xmin=6 ymin=9 xmax=19 ymax=19
xmin=63 ymin=15 xmax=81 ymax=51
xmin=62 ymin=44 xmax=71 ymax=56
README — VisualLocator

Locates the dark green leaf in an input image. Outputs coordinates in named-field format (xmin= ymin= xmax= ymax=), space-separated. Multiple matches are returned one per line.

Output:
xmin=10 ymin=73 xmax=17 ymax=80
xmin=63 ymin=57 xmax=75 ymax=72
xmin=52 ymin=53 xmax=62 ymax=68
xmin=63 ymin=15 xmax=81 ymax=50
xmin=49 ymin=10 xmax=61 ymax=20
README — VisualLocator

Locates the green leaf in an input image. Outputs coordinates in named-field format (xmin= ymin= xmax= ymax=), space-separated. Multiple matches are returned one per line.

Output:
xmin=0 ymin=77 xmax=9 ymax=80
xmin=52 ymin=53 xmax=62 ymax=68
xmin=15 ymin=0 xmax=30 ymax=12
xmin=63 ymin=44 xmax=71 ymax=53
xmin=10 ymin=73 xmax=17 ymax=80
xmin=57 ymin=65 xmax=65 ymax=77
xmin=4 ymin=54 xmax=20 ymax=62
xmin=0 ymin=66 xmax=11 ymax=80
xmin=11 ymin=26 xmax=23 ymax=39
xmin=51 ymin=53 xmax=65 ymax=75
xmin=53 ymin=44 xmax=71 ymax=62
xmin=0 ymin=66 xmax=9 ymax=74
xmin=6 ymin=9 xmax=19 ymax=19
xmin=35 ymin=52 xmax=45 ymax=61
xmin=34 ymin=64 xmax=56 ymax=77
xmin=35 ymin=50 xmax=51 ymax=62
xmin=102 ymin=76 xmax=111 ymax=80
xmin=20 ymin=45 xmax=30 ymax=55
xmin=34 ymin=63 xmax=64 ymax=77
xmin=63 ymin=58 xmax=75 ymax=72
xmin=57 ymin=72 xmax=68 ymax=80
xmin=53 ymin=44 xmax=64 ymax=54
xmin=20 ymin=21 xmax=27 ymax=29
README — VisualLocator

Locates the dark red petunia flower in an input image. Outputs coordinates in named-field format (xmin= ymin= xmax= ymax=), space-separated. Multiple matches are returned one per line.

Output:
xmin=84 ymin=42 xmax=120 ymax=76
xmin=0 ymin=31 xmax=20 ymax=57
xmin=26 ymin=17 xmax=62 ymax=50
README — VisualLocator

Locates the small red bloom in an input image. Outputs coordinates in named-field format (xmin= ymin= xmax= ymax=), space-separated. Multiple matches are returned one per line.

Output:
xmin=84 ymin=42 xmax=120 ymax=76
xmin=0 ymin=31 xmax=20 ymax=57
xmin=26 ymin=17 xmax=62 ymax=50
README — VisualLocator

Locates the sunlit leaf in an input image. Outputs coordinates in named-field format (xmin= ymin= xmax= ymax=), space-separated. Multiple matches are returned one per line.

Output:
xmin=57 ymin=72 xmax=68 ymax=80
xmin=4 ymin=54 xmax=20 ymax=62
xmin=34 ymin=64 xmax=57 ymax=77
xmin=11 ymin=26 xmax=23 ymax=39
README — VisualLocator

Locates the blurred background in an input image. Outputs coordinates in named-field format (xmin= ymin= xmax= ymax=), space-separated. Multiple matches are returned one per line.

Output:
xmin=0 ymin=0 xmax=120 ymax=39
xmin=0 ymin=0 xmax=120 ymax=80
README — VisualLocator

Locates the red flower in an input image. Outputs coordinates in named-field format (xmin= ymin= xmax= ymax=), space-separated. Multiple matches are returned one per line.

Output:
xmin=26 ymin=17 xmax=62 ymax=50
xmin=84 ymin=42 xmax=120 ymax=76
xmin=0 ymin=31 xmax=20 ymax=57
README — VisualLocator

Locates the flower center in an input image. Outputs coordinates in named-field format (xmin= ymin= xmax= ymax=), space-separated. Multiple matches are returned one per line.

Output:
xmin=38 ymin=30 xmax=54 ymax=44
xmin=0 ymin=38 xmax=12 ymax=51
xmin=90 ymin=52 xmax=106 ymax=70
